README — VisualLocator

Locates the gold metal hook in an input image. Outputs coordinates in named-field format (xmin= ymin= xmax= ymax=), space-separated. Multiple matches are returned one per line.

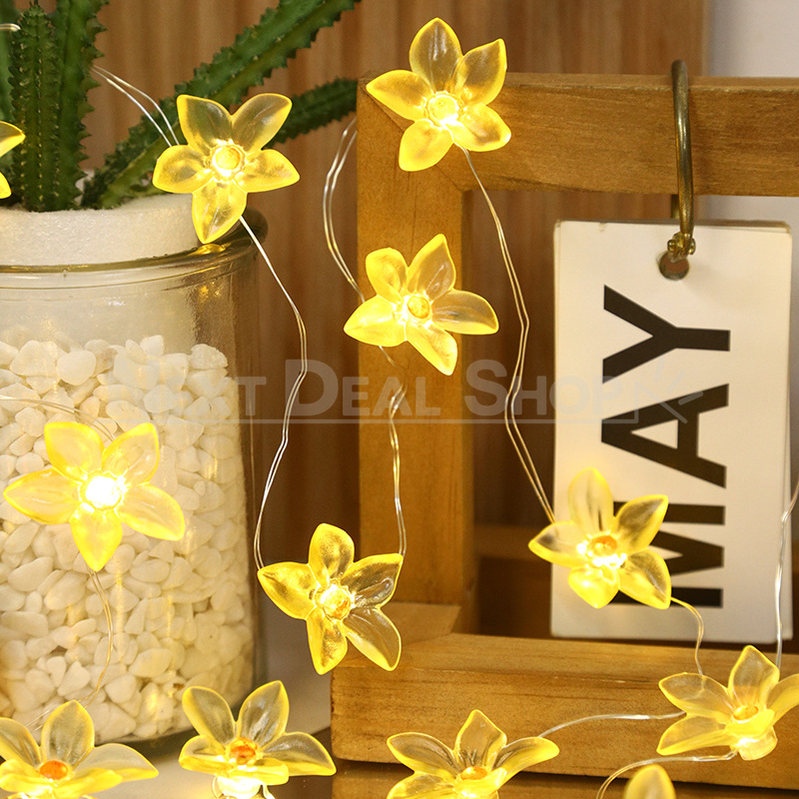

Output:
xmin=659 ymin=59 xmax=695 ymax=280
xmin=0 ymin=24 xmax=20 ymax=32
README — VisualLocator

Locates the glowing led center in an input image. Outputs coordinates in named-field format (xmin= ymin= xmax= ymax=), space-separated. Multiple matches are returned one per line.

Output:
xmin=212 ymin=143 xmax=246 ymax=177
xmin=579 ymin=534 xmax=627 ymax=569
xmin=316 ymin=584 xmax=353 ymax=620
xmin=459 ymin=766 xmax=489 ymax=781
xmin=82 ymin=475 xmax=123 ymax=509
xmin=406 ymin=294 xmax=432 ymax=320
xmin=733 ymin=705 xmax=760 ymax=722
xmin=228 ymin=737 xmax=258 ymax=765
xmin=426 ymin=93 xmax=460 ymax=126
xmin=39 ymin=760 xmax=70 ymax=780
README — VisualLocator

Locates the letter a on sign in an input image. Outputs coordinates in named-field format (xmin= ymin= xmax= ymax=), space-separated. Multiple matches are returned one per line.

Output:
xmin=552 ymin=220 xmax=792 ymax=643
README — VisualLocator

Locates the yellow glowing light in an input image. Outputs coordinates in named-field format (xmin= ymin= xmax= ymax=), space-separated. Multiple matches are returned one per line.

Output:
xmin=623 ymin=766 xmax=676 ymax=799
xmin=366 ymin=18 xmax=511 ymax=171
xmin=4 ymin=421 xmax=185 ymax=571
xmin=658 ymin=645 xmax=799 ymax=761
xmin=528 ymin=468 xmax=671 ymax=609
xmin=258 ymin=523 xmax=403 ymax=674
xmin=153 ymin=93 xmax=299 ymax=243
xmin=179 ymin=682 xmax=335 ymax=797
xmin=0 ymin=122 xmax=24 ymax=199
xmin=344 ymin=234 xmax=499 ymax=376
xmin=387 ymin=709 xmax=558 ymax=799
xmin=0 ymin=700 xmax=157 ymax=798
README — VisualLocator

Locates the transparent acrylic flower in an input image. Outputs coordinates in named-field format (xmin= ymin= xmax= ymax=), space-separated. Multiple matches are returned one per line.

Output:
xmin=180 ymin=681 xmax=335 ymax=799
xmin=153 ymin=93 xmax=299 ymax=243
xmin=366 ymin=18 xmax=511 ymax=171
xmin=0 ymin=700 xmax=156 ymax=799
xmin=258 ymin=522 xmax=403 ymax=674
xmin=0 ymin=121 xmax=24 ymax=199
xmin=528 ymin=468 xmax=670 ymax=609
xmin=4 ymin=421 xmax=185 ymax=571
xmin=658 ymin=645 xmax=799 ymax=761
xmin=623 ymin=765 xmax=675 ymax=799
xmin=344 ymin=234 xmax=498 ymax=375
xmin=387 ymin=709 xmax=558 ymax=799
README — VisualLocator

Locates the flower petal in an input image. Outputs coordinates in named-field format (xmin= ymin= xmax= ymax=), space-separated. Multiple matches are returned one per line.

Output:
xmin=101 ymin=423 xmax=159 ymax=485
xmin=618 ymin=550 xmax=671 ymax=609
xmin=225 ymin=765 xmax=289 ymax=787
xmin=366 ymin=70 xmax=430 ymax=120
xmin=4 ymin=468 xmax=79 ymax=524
xmin=0 ymin=759 xmax=49 ymax=795
xmin=178 ymin=735 xmax=226 ymax=775
xmin=342 ymin=607 xmax=401 ymax=671
xmin=433 ymin=290 xmax=498 ymax=334
xmin=153 ymin=145 xmax=211 ymax=194
xmin=737 ymin=727 xmax=777 ymax=760
xmin=387 ymin=732 xmax=459 ymax=778
xmin=407 ymin=234 xmax=455 ymax=299
xmin=259 ymin=732 xmax=335 ymax=776
xmin=182 ymin=687 xmax=236 ymax=746
xmin=238 ymin=681 xmax=288 ymax=746
xmin=494 ymin=737 xmax=559 ymax=777
xmin=80 ymin=743 xmax=158 ymax=781
xmin=658 ymin=673 xmax=732 ymax=719
xmin=116 ymin=484 xmax=185 ymax=541
xmin=0 ymin=718 xmax=40 ymax=766
xmin=235 ymin=149 xmax=299 ymax=194
xmin=612 ymin=495 xmax=668 ymax=552
xmin=344 ymin=297 xmax=405 ymax=348
xmin=306 ymin=607 xmax=348 ymax=674
xmin=567 ymin=564 xmax=619 ymax=608
xmin=70 ymin=505 xmax=124 ymax=571
xmin=528 ymin=522 xmax=585 ymax=568
xmin=452 ymin=104 xmax=511 ymax=152
xmin=42 ymin=701 xmax=94 ymax=766
xmin=406 ymin=322 xmax=458 ymax=376
xmin=454 ymin=710 xmax=506 ymax=769
xmin=344 ymin=553 xmax=402 ymax=608
xmin=61 ymin=768 xmax=127 ymax=798
xmin=45 ymin=422 xmax=103 ymax=482
xmin=231 ymin=93 xmax=292 ymax=151
xmin=0 ymin=122 xmax=24 ymax=158
xmin=729 ymin=646 xmax=780 ymax=710
xmin=568 ymin=469 xmax=614 ymax=537
xmin=178 ymin=95 xmax=232 ymax=153
xmin=769 ymin=673 xmax=799 ymax=721
xmin=257 ymin=562 xmax=317 ymax=619
xmin=387 ymin=773 xmax=454 ymax=799
xmin=191 ymin=179 xmax=248 ymax=244
xmin=399 ymin=120 xmax=453 ymax=172
xmin=656 ymin=715 xmax=732 ymax=756
xmin=410 ymin=18 xmax=462 ymax=92
xmin=0 ymin=172 xmax=10 ymax=200
xmin=451 ymin=39 xmax=507 ymax=105
xmin=308 ymin=523 xmax=354 ymax=584
xmin=623 ymin=765 xmax=676 ymax=799
xmin=366 ymin=247 xmax=408 ymax=303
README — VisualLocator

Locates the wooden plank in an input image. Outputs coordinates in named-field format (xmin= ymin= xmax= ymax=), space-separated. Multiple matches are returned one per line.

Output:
xmin=331 ymin=613 xmax=799 ymax=790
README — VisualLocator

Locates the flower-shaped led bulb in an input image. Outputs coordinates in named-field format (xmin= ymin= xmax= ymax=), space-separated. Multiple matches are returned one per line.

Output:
xmin=0 ymin=700 xmax=157 ymax=798
xmin=180 ymin=682 xmax=335 ymax=799
xmin=366 ymin=18 xmax=510 ymax=171
xmin=153 ymin=93 xmax=299 ymax=243
xmin=528 ymin=468 xmax=670 ymax=609
xmin=344 ymin=234 xmax=498 ymax=375
xmin=258 ymin=523 xmax=402 ymax=674
xmin=624 ymin=766 xmax=676 ymax=799
xmin=4 ymin=421 xmax=185 ymax=571
xmin=0 ymin=121 xmax=24 ymax=199
xmin=658 ymin=645 xmax=799 ymax=761
xmin=387 ymin=709 xmax=558 ymax=799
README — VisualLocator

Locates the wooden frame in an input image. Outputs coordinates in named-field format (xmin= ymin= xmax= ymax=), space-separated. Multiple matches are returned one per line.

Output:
xmin=330 ymin=74 xmax=799 ymax=790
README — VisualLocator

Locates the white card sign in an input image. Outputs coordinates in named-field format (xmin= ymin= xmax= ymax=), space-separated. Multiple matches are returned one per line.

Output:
xmin=552 ymin=220 xmax=792 ymax=643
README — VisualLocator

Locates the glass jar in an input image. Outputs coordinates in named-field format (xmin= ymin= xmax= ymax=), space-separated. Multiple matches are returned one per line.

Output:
xmin=0 ymin=206 xmax=262 ymax=744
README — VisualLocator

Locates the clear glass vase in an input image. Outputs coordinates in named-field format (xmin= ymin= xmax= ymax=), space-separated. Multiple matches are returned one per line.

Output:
xmin=0 ymin=209 xmax=263 ymax=744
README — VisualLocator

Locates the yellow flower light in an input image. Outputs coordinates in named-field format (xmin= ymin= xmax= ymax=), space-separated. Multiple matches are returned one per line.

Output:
xmin=528 ymin=468 xmax=670 ymax=609
xmin=258 ymin=523 xmax=402 ymax=674
xmin=344 ymin=234 xmax=498 ymax=375
xmin=623 ymin=766 xmax=676 ymax=799
xmin=0 ymin=121 xmax=24 ymax=199
xmin=180 ymin=682 xmax=334 ymax=799
xmin=0 ymin=700 xmax=157 ymax=799
xmin=387 ymin=709 xmax=558 ymax=799
xmin=366 ymin=18 xmax=510 ymax=171
xmin=658 ymin=645 xmax=799 ymax=761
xmin=4 ymin=421 xmax=185 ymax=572
xmin=152 ymin=93 xmax=299 ymax=243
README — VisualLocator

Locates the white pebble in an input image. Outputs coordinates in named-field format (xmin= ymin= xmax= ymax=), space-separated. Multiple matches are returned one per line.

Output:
xmin=45 ymin=656 xmax=67 ymax=686
xmin=8 ymin=556 xmax=53 ymax=593
xmin=0 ymin=342 xmax=18 ymax=366
xmin=9 ymin=433 xmax=34 ymax=457
xmin=106 ymin=673 xmax=137 ymax=704
xmin=10 ymin=340 xmax=58 ymax=377
xmin=0 ymin=585 xmax=24 ymax=611
xmin=44 ymin=571 xmax=86 ymax=611
xmin=15 ymin=407 xmax=46 ymax=437
xmin=140 ymin=335 xmax=165 ymax=358
xmin=15 ymin=452 xmax=44 ymax=474
xmin=0 ymin=454 xmax=16 ymax=479
xmin=24 ymin=669 xmax=54 ymax=704
xmin=60 ymin=661 xmax=91 ymax=695
xmin=130 ymin=560 xmax=170 ymax=584
xmin=163 ymin=416 xmax=203 ymax=450
xmin=57 ymin=350 xmax=96 ymax=386
xmin=130 ymin=648 xmax=171 ymax=679
xmin=190 ymin=344 xmax=228 ymax=370
xmin=3 ymin=612 xmax=48 ymax=638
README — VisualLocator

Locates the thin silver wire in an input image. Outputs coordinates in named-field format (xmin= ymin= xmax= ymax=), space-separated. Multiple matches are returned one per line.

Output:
xmin=323 ymin=119 xmax=408 ymax=556
xmin=776 ymin=472 xmax=799 ymax=670
xmin=538 ymin=710 xmax=683 ymax=740
xmin=460 ymin=148 xmax=555 ymax=524
xmin=671 ymin=597 xmax=705 ymax=675
xmin=242 ymin=217 xmax=309 ymax=571
xmin=595 ymin=750 xmax=737 ymax=799
xmin=0 ymin=394 xmax=114 ymax=441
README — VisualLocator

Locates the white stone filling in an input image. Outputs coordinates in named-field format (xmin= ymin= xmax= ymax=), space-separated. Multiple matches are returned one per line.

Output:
xmin=0 ymin=334 xmax=254 ymax=742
